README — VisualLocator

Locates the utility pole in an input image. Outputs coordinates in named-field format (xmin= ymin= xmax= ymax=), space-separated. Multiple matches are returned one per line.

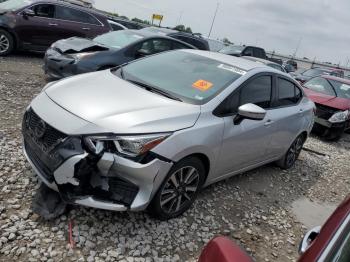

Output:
xmin=208 ymin=2 xmax=219 ymax=38
xmin=177 ymin=10 xmax=184 ymax=25
xmin=292 ymin=37 xmax=302 ymax=59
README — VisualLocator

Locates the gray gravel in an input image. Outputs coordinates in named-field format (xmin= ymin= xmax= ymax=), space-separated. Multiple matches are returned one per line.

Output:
xmin=0 ymin=54 xmax=349 ymax=262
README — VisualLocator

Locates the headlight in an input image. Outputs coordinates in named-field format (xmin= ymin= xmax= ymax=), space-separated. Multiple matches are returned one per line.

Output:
xmin=72 ymin=52 xmax=95 ymax=62
xmin=83 ymin=133 xmax=172 ymax=157
xmin=328 ymin=110 xmax=349 ymax=123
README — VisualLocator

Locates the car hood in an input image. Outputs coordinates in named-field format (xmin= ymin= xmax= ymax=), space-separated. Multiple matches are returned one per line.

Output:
xmin=45 ymin=70 xmax=201 ymax=134
xmin=51 ymin=37 xmax=109 ymax=54
xmin=303 ymin=88 xmax=350 ymax=110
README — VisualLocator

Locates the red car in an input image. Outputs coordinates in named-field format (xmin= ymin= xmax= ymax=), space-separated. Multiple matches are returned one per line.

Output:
xmin=199 ymin=195 xmax=350 ymax=262
xmin=302 ymin=75 xmax=350 ymax=140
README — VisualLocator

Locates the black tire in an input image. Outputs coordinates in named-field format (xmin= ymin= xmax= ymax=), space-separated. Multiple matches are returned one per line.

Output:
xmin=149 ymin=157 xmax=206 ymax=220
xmin=0 ymin=29 xmax=14 ymax=56
xmin=276 ymin=134 xmax=305 ymax=169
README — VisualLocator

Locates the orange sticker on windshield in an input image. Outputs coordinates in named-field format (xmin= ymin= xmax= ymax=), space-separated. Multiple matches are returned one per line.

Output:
xmin=192 ymin=79 xmax=213 ymax=91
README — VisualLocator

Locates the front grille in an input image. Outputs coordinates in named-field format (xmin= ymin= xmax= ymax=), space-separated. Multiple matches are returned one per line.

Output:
xmin=23 ymin=108 xmax=67 ymax=152
xmin=24 ymin=141 xmax=54 ymax=183
xmin=108 ymin=177 xmax=139 ymax=206
xmin=315 ymin=103 xmax=337 ymax=119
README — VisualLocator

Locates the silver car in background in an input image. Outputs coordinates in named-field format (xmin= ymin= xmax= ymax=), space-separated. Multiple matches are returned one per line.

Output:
xmin=22 ymin=50 xmax=315 ymax=220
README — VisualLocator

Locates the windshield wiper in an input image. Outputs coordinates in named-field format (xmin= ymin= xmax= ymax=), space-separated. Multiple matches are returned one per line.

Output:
xmin=126 ymin=79 xmax=183 ymax=102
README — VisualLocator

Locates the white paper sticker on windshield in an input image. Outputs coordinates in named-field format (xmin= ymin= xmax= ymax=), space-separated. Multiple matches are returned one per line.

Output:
xmin=218 ymin=64 xmax=246 ymax=75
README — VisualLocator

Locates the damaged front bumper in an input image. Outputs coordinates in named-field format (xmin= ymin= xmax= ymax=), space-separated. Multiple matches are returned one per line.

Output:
xmin=43 ymin=48 xmax=92 ymax=80
xmin=22 ymin=109 xmax=173 ymax=212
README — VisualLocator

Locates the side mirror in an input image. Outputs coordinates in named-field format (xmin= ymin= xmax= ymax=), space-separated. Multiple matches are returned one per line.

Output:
xmin=234 ymin=103 xmax=266 ymax=125
xmin=23 ymin=8 xmax=35 ymax=17
xmin=298 ymin=226 xmax=321 ymax=254
xmin=136 ymin=49 xmax=151 ymax=58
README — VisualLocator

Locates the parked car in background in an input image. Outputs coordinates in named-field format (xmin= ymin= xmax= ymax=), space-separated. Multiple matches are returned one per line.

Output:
xmin=286 ymin=59 xmax=298 ymax=70
xmin=199 ymin=195 xmax=350 ymax=262
xmin=44 ymin=29 xmax=196 ymax=79
xmin=220 ymin=45 xmax=266 ymax=58
xmin=242 ymin=56 xmax=286 ymax=73
xmin=290 ymin=67 xmax=306 ymax=78
xmin=140 ymin=27 xmax=210 ymax=50
xmin=293 ymin=67 xmax=345 ymax=84
xmin=220 ymin=45 xmax=282 ymax=65
xmin=24 ymin=50 xmax=314 ymax=220
xmin=203 ymin=37 xmax=226 ymax=52
xmin=0 ymin=0 xmax=112 ymax=55
xmin=298 ymin=194 xmax=350 ymax=262
xmin=303 ymin=75 xmax=350 ymax=140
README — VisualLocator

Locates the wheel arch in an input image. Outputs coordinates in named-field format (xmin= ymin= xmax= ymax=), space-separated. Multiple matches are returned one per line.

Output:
xmin=0 ymin=26 xmax=18 ymax=49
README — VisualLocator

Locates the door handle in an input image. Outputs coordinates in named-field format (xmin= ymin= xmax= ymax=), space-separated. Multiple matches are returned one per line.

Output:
xmin=264 ymin=120 xmax=274 ymax=126
xmin=298 ymin=109 xmax=304 ymax=115
xmin=82 ymin=27 xmax=90 ymax=31
xmin=49 ymin=23 xmax=58 ymax=26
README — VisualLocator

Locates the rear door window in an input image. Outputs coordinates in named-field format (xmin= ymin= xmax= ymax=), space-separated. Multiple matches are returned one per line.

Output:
xmin=243 ymin=47 xmax=254 ymax=56
xmin=276 ymin=78 xmax=302 ymax=106
xmin=32 ymin=4 xmax=55 ymax=18
xmin=55 ymin=5 xmax=100 ymax=25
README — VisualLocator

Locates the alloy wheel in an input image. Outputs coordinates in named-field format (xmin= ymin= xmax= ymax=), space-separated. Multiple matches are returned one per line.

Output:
xmin=160 ymin=166 xmax=200 ymax=214
xmin=0 ymin=34 xmax=10 ymax=54
xmin=286 ymin=136 xmax=303 ymax=167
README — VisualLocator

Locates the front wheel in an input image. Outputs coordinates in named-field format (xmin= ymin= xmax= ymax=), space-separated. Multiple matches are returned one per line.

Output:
xmin=0 ymin=29 xmax=14 ymax=56
xmin=276 ymin=134 xmax=305 ymax=169
xmin=149 ymin=157 xmax=205 ymax=220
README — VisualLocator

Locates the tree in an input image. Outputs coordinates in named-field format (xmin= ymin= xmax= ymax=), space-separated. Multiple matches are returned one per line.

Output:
xmin=185 ymin=27 xmax=192 ymax=33
xmin=222 ymin=37 xmax=233 ymax=45
xmin=174 ymin=25 xmax=186 ymax=31
xmin=131 ymin=18 xmax=151 ymax=25
xmin=173 ymin=25 xmax=193 ymax=33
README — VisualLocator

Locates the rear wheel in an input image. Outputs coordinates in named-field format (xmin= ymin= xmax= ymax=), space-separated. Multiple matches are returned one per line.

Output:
xmin=0 ymin=29 xmax=14 ymax=56
xmin=149 ymin=157 xmax=205 ymax=220
xmin=276 ymin=134 xmax=305 ymax=169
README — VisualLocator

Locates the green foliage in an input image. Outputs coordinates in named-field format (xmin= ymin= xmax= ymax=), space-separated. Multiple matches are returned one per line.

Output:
xmin=174 ymin=25 xmax=193 ymax=33
xmin=131 ymin=18 xmax=151 ymax=25
xmin=222 ymin=37 xmax=233 ymax=45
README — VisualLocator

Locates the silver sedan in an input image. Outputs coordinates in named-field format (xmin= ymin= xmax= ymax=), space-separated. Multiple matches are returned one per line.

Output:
xmin=23 ymin=50 xmax=315 ymax=220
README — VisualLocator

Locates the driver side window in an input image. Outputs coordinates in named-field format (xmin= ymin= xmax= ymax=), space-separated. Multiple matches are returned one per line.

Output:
xmin=216 ymin=75 xmax=272 ymax=116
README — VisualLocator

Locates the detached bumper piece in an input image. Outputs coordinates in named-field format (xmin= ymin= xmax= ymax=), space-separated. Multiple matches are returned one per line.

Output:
xmin=23 ymin=108 xmax=140 ymax=211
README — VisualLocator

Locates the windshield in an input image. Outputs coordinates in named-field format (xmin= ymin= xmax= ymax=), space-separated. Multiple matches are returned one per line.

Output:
xmin=219 ymin=45 xmax=244 ymax=54
xmin=207 ymin=39 xmax=225 ymax=52
xmin=117 ymin=50 xmax=245 ymax=105
xmin=302 ymin=68 xmax=329 ymax=77
xmin=0 ymin=0 xmax=31 ymax=10
xmin=93 ymin=31 xmax=144 ymax=49
xmin=328 ymin=79 xmax=350 ymax=99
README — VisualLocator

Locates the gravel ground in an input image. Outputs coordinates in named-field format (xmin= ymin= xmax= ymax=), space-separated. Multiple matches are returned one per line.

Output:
xmin=0 ymin=54 xmax=349 ymax=262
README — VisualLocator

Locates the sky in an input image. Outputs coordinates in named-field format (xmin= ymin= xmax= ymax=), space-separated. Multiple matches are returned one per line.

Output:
xmin=95 ymin=0 xmax=350 ymax=65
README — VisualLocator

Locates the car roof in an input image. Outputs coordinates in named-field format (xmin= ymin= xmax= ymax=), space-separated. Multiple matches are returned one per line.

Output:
xmin=140 ymin=27 xmax=178 ymax=35
xmin=322 ymin=75 xmax=350 ymax=84
xmin=182 ymin=50 xmax=270 ymax=71
xmin=30 ymin=0 xmax=102 ymax=15
xmin=242 ymin=56 xmax=280 ymax=66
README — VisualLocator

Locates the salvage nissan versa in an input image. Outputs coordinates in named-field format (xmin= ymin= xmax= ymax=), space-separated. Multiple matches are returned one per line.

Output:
xmin=22 ymin=50 xmax=315 ymax=220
